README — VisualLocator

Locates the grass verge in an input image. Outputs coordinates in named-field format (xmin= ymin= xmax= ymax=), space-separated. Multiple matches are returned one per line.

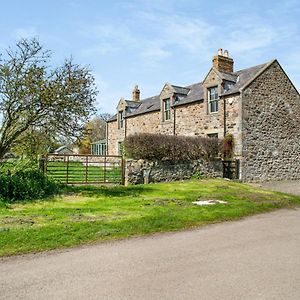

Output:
xmin=0 ymin=179 xmax=299 ymax=257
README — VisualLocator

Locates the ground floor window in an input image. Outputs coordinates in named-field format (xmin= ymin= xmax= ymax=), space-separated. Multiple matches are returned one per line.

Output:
xmin=118 ymin=141 xmax=124 ymax=156
xmin=91 ymin=140 xmax=107 ymax=155
xmin=207 ymin=133 xmax=218 ymax=139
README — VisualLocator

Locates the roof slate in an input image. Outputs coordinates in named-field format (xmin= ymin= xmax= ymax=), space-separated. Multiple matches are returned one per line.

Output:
xmin=108 ymin=61 xmax=272 ymax=121
xmin=221 ymin=62 xmax=270 ymax=96
xmin=171 ymin=85 xmax=190 ymax=95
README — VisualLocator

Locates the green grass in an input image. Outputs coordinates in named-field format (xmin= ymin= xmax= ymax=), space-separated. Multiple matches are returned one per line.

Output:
xmin=0 ymin=179 xmax=300 ymax=257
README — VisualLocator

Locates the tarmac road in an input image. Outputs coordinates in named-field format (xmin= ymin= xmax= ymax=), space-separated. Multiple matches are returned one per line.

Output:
xmin=254 ymin=180 xmax=300 ymax=196
xmin=1 ymin=208 xmax=300 ymax=300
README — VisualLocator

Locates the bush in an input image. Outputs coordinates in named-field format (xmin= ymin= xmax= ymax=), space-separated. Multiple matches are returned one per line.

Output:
xmin=0 ymin=160 xmax=61 ymax=203
xmin=221 ymin=134 xmax=235 ymax=159
xmin=124 ymin=133 xmax=220 ymax=161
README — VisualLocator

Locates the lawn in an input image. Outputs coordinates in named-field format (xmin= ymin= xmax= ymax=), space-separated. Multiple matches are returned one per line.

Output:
xmin=0 ymin=179 xmax=300 ymax=257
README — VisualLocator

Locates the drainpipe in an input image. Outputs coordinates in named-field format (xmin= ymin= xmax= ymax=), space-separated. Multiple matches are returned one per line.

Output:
xmin=106 ymin=122 xmax=109 ymax=155
xmin=173 ymin=106 xmax=176 ymax=135
xmin=223 ymin=96 xmax=227 ymax=137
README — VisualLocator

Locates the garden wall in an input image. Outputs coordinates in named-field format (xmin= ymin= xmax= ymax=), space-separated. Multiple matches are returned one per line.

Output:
xmin=125 ymin=159 xmax=222 ymax=185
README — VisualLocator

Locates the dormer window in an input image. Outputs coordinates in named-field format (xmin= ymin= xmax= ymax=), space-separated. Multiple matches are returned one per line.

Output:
xmin=118 ymin=110 xmax=124 ymax=129
xmin=163 ymin=98 xmax=171 ymax=121
xmin=208 ymin=86 xmax=219 ymax=113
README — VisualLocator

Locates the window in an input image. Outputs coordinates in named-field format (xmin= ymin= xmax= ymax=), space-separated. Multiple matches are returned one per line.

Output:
xmin=207 ymin=133 xmax=218 ymax=139
xmin=163 ymin=98 xmax=171 ymax=121
xmin=91 ymin=142 xmax=107 ymax=155
xmin=208 ymin=86 xmax=219 ymax=113
xmin=118 ymin=110 xmax=124 ymax=129
xmin=118 ymin=142 xmax=123 ymax=156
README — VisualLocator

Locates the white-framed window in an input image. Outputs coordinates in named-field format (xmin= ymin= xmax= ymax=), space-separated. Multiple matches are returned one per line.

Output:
xmin=208 ymin=86 xmax=219 ymax=113
xmin=117 ymin=141 xmax=123 ymax=156
xmin=91 ymin=142 xmax=107 ymax=155
xmin=118 ymin=110 xmax=124 ymax=129
xmin=163 ymin=98 xmax=171 ymax=121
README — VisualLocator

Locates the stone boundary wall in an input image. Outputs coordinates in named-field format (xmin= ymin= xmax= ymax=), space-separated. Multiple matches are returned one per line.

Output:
xmin=125 ymin=159 xmax=223 ymax=185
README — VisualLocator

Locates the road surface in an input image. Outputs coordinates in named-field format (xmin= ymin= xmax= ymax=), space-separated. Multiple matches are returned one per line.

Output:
xmin=1 ymin=209 xmax=300 ymax=299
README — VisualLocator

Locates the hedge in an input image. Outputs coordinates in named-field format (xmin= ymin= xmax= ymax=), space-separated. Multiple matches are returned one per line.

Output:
xmin=124 ymin=133 xmax=220 ymax=161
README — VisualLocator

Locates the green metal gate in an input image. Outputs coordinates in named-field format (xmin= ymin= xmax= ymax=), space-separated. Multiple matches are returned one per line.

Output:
xmin=43 ymin=154 xmax=124 ymax=184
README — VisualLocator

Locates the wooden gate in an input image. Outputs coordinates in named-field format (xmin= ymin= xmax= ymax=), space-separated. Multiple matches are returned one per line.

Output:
xmin=42 ymin=154 xmax=124 ymax=185
xmin=222 ymin=159 xmax=240 ymax=180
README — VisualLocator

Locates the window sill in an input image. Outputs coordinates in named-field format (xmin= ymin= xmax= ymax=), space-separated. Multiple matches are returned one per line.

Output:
xmin=161 ymin=119 xmax=172 ymax=124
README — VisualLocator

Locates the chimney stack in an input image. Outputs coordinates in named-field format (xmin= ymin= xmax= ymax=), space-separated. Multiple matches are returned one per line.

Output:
xmin=132 ymin=85 xmax=140 ymax=102
xmin=212 ymin=49 xmax=234 ymax=73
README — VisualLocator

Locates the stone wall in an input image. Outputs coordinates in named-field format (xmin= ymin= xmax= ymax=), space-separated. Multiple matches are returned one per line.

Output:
xmin=125 ymin=159 xmax=223 ymax=185
xmin=241 ymin=60 xmax=300 ymax=181
xmin=126 ymin=110 xmax=174 ymax=136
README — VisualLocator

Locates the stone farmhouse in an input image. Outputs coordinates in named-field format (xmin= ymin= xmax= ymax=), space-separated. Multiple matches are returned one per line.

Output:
xmin=106 ymin=49 xmax=300 ymax=181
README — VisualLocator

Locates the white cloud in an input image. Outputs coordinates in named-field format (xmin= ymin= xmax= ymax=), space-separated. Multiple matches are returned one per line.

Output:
xmin=13 ymin=26 xmax=38 ymax=39
xmin=81 ymin=43 xmax=119 ymax=57
xmin=141 ymin=45 xmax=171 ymax=61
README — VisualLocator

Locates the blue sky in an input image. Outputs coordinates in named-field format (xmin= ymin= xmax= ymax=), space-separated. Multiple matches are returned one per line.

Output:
xmin=0 ymin=0 xmax=299 ymax=114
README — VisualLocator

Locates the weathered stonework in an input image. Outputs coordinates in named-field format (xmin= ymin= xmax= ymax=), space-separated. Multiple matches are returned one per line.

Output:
xmin=107 ymin=118 xmax=125 ymax=156
xmin=125 ymin=159 xmax=223 ymax=185
xmin=241 ymin=61 xmax=300 ymax=181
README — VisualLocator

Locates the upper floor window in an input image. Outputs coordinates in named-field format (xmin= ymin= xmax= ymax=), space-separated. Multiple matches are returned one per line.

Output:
xmin=163 ymin=98 xmax=171 ymax=121
xmin=118 ymin=110 xmax=124 ymax=129
xmin=208 ymin=86 xmax=219 ymax=113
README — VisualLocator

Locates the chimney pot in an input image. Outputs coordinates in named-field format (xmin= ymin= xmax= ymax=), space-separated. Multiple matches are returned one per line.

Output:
xmin=132 ymin=85 xmax=140 ymax=102
xmin=218 ymin=48 xmax=223 ymax=56
xmin=212 ymin=49 xmax=234 ymax=73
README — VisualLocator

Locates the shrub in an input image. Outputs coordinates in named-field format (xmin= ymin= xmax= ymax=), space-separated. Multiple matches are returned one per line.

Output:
xmin=124 ymin=133 xmax=220 ymax=161
xmin=0 ymin=160 xmax=61 ymax=203
xmin=221 ymin=134 xmax=235 ymax=159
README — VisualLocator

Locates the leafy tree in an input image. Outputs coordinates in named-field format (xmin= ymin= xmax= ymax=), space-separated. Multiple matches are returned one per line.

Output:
xmin=0 ymin=38 xmax=97 ymax=159
xmin=12 ymin=127 xmax=60 ymax=159
xmin=78 ymin=113 xmax=112 ymax=154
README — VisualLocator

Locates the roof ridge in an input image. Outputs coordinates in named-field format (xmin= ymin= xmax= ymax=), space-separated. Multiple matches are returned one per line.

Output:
xmin=234 ymin=60 xmax=272 ymax=75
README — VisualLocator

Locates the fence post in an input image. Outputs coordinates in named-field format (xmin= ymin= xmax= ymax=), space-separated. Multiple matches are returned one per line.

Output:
xmin=39 ymin=156 xmax=46 ymax=174
xmin=66 ymin=155 xmax=69 ymax=184
xmin=235 ymin=159 xmax=240 ymax=180
xmin=104 ymin=155 xmax=107 ymax=183
xmin=121 ymin=158 xmax=125 ymax=185
xmin=85 ymin=155 xmax=88 ymax=183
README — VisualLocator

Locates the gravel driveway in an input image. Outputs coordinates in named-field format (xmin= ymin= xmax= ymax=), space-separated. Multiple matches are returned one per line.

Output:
xmin=253 ymin=180 xmax=300 ymax=196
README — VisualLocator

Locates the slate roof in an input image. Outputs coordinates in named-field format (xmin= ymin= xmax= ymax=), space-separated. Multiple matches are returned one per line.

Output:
xmin=173 ymin=82 xmax=204 ymax=107
xmin=221 ymin=61 xmax=271 ymax=96
xmin=108 ymin=60 xmax=273 ymax=121
xmin=126 ymin=95 xmax=161 ymax=117
xmin=107 ymin=114 xmax=117 ymax=122
xmin=171 ymin=85 xmax=190 ymax=95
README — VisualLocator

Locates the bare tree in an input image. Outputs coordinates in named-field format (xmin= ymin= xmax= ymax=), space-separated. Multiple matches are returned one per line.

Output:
xmin=0 ymin=38 xmax=97 ymax=159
